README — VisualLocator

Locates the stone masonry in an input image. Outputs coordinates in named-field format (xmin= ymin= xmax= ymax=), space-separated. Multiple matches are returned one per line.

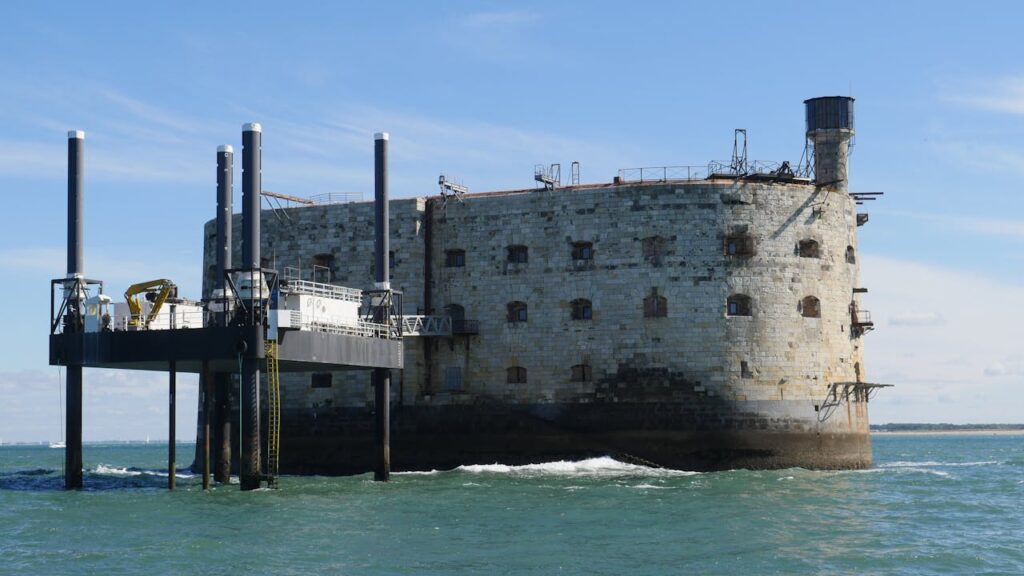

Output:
xmin=200 ymin=176 xmax=871 ymax=472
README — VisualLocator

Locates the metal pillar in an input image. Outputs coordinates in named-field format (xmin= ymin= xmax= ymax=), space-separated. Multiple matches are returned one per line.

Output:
xmin=201 ymin=362 xmax=211 ymax=490
xmin=214 ymin=373 xmax=232 ymax=483
xmin=240 ymin=123 xmax=262 ymax=491
xmin=216 ymin=144 xmax=233 ymax=326
xmin=65 ymin=130 xmax=85 ymax=491
xmin=373 ymin=132 xmax=391 ymax=482
xmin=214 ymin=143 xmax=234 ymax=485
xmin=168 ymin=361 xmax=176 ymax=491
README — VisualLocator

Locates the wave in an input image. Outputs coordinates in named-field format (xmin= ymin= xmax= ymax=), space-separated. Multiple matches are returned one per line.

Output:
xmin=456 ymin=457 xmax=700 ymax=478
xmin=393 ymin=457 xmax=699 ymax=479
xmin=879 ymin=461 xmax=999 ymax=468
xmin=93 ymin=464 xmax=195 ymax=479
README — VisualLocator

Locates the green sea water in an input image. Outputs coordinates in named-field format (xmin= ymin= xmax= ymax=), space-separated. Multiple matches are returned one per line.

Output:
xmin=1 ymin=435 xmax=1021 ymax=575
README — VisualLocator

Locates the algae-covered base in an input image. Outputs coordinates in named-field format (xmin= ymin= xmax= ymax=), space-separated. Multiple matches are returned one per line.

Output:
xmin=277 ymin=402 xmax=871 ymax=475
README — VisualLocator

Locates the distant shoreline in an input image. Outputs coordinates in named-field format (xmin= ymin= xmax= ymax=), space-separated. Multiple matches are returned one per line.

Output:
xmin=872 ymin=429 xmax=1024 ymax=436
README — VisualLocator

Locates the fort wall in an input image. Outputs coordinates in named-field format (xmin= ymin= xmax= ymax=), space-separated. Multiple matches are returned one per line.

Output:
xmin=201 ymin=177 xmax=870 ymax=471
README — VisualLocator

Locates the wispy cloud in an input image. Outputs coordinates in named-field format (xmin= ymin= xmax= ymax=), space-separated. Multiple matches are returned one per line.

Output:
xmin=932 ymin=138 xmax=1024 ymax=178
xmin=983 ymin=357 xmax=1023 ymax=377
xmin=0 ymin=368 xmax=198 ymax=443
xmin=878 ymin=209 xmax=1024 ymax=240
xmin=950 ymin=74 xmax=1024 ymax=115
xmin=0 ymin=246 xmax=198 ymax=295
xmin=251 ymin=102 xmax=631 ymax=196
xmin=889 ymin=311 xmax=945 ymax=327
xmin=458 ymin=10 xmax=540 ymax=28
xmin=862 ymin=254 xmax=1024 ymax=423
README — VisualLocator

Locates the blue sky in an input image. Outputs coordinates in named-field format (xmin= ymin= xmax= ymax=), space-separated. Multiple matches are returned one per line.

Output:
xmin=1 ymin=1 xmax=1022 ymax=442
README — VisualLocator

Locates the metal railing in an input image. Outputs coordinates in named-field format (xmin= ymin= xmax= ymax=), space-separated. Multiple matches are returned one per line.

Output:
xmin=402 ymin=315 xmax=452 ymax=337
xmin=49 ymin=275 xmax=104 ymax=335
xmin=618 ymin=160 xmax=800 ymax=184
xmin=617 ymin=166 xmax=707 ymax=183
xmin=309 ymin=192 xmax=362 ymax=205
xmin=307 ymin=319 xmax=392 ymax=339
xmin=707 ymin=159 xmax=782 ymax=177
xmin=117 ymin=308 xmax=206 ymax=331
xmin=281 ymin=278 xmax=363 ymax=303
xmin=452 ymin=319 xmax=480 ymax=335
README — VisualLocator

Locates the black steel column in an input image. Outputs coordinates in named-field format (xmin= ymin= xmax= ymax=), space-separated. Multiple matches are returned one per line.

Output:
xmin=214 ymin=373 xmax=232 ymax=483
xmin=201 ymin=361 xmax=211 ymax=490
xmin=240 ymin=123 xmax=262 ymax=491
xmin=373 ymin=132 xmax=391 ymax=482
xmin=65 ymin=130 xmax=84 ymax=491
xmin=213 ymin=144 xmax=234 ymax=484
xmin=168 ymin=361 xmax=176 ymax=491
xmin=216 ymin=144 xmax=233 ymax=326
xmin=214 ymin=143 xmax=234 ymax=485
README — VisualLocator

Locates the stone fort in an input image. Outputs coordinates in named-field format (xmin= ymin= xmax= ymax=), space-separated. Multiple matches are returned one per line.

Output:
xmin=199 ymin=96 xmax=879 ymax=472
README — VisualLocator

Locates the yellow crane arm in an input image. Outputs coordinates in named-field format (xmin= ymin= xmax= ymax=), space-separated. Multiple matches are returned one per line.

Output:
xmin=124 ymin=279 xmax=177 ymax=328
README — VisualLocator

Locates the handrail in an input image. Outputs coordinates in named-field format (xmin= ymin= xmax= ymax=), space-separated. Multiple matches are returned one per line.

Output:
xmin=281 ymin=278 xmax=363 ymax=303
xmin=617 ymin=166 xmax=707 ymax=183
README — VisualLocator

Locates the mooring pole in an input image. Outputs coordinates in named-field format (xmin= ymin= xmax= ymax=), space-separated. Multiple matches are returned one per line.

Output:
xmin=64 ymin=130 xmax=85 ymax=491
xmin=373 ymin=132 xmax=391 ymax=482
xmin=201 ymin=361 xmax=211 ymax=490
xmin=239 ymin=123 xmax=262 ymax=491
xmin=168 ymin=360 xmax=176 ymax=491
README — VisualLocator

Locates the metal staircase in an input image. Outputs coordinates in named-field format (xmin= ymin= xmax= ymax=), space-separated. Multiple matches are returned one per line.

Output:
xmin=265 ymin=340 xmax=281 ymax=488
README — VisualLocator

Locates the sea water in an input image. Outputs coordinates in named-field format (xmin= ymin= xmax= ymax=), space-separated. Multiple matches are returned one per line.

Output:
xmin=1 ymin=434 xmax=1021 ymax=575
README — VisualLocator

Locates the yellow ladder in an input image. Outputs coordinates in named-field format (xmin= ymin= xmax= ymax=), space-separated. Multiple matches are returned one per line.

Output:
xmin=265 ymin=339 xmax=281 ymax=488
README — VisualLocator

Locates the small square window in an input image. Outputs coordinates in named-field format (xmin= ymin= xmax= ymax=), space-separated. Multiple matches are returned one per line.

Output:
xmin=445 ymin=249 xmax=466 ymax=268
xmin=571 ymin=299 xmax=593 ymax=321
xmin=507 ymin=301 xmax=528 ymax=323
xmin=508 ymin=245 xmax=529 ymax=263
xmin=506 ymin=366 xmax=527 ymax=384
xmin=445 ymin=366 xmax=463 ymax=391
xmin=570 ymin=364 xmax=592 ymax=382
xmin=572 ymin=242 xmax=594 ymax=261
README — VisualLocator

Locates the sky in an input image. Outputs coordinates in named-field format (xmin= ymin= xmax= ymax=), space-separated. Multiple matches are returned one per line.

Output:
xmin=1 ymin=1 xmax=1022 ymax=442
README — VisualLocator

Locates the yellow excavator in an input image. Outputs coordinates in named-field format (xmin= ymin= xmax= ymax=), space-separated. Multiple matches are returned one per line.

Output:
xmin=124 ymin=279 xmax=177 ymax=329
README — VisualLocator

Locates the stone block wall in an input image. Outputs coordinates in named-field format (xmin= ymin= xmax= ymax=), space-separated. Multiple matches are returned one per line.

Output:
xmin=202 ymin=179 xmax=867 ymax=431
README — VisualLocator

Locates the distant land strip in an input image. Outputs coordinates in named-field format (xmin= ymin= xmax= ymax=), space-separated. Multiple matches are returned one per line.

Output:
xmin=872 ymin=423 xmax=1024 ymax=432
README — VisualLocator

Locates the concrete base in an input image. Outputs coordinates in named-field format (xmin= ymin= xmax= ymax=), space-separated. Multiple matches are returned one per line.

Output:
xmin=277 ymin=401 xmax=872 ymax=475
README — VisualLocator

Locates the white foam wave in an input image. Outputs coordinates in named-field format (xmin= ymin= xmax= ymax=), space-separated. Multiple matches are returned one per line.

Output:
xmin=880 ymin=461 xmax=998 ymax=468
xmin=393 ymin=469 xmax=442 ymax=476
xmin=456 ymin=457 xmax=699 ymax=478
xmin=95 ymin=464 xmax=142 ymax=477
xmin=93 ymin=464 xmax=194 ymax=478
xmin=630 ymin=483 xmax=670 ymax=490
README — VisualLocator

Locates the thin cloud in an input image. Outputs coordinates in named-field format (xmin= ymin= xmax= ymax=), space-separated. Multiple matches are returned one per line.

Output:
xmin=888 ymin=311 xmax=945 ymax=327
xmin=862 ymin=254 xmax=1024 ymax=423
xmin=879 ymin=209 xmax=1024 ymax=240
xmin=0 ymin=246 xmax=198 ymax=296
xmin=0 ymin=368 xmax=197 ymax=443
xmin=951 ymin=74 xmax=1024 ymax=115
xmin=459 ymin=10 xmax=541 ymax=28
